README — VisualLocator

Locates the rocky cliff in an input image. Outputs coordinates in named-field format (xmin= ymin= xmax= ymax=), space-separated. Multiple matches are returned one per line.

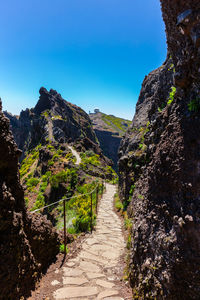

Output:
xmin=119 ymin=1 xmax=200 ymax=299
xmin=5 ymin=87 xmax=100 ymax=158
xmin=89 ymin=111 xmax=131 ymax=170
xmin=0 ymin=99 xmax=59 ymax=299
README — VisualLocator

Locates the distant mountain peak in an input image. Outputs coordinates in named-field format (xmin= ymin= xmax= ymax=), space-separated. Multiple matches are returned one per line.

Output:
xmin=34 ymin=87 xmax=63 ymax=115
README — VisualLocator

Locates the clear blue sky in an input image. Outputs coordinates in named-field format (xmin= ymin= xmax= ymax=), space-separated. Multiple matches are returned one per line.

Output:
xmin=0 ymin=0 xmax=166 ymax=120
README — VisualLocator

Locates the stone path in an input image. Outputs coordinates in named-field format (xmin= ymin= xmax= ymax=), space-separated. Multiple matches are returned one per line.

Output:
xmin=53 ymin=183 xmax=126 ymax=300
xmin=68 ymin=146 xmax=81 ymax=165
xmin=47 ymin=116 xmax=55 ymax=142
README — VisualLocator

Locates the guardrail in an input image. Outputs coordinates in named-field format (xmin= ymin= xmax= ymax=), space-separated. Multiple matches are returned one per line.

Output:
xmin=30 ymin=179 xmax=106 ymax=254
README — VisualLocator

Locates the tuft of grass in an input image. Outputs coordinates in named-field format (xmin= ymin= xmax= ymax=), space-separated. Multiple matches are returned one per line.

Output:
xmin=59 ymin=244 xmax=69 ymax=254
xmin=114 ymin=193 xmax=123 ymax=211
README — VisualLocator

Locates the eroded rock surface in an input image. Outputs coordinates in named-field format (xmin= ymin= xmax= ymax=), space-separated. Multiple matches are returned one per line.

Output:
xmin=0 ymin=100 xmax=59 ymax=299
xmin=89 ymin=111 xmax=131 ymax=171
xmin=119 ymin=1 xmax=200 ymax=299
xmin=4 ymin=87 xmax=102 ymax=158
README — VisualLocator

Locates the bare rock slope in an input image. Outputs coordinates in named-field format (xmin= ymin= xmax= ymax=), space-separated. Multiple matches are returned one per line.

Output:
xmin=119 ymin=1 xmax=200 ymax=299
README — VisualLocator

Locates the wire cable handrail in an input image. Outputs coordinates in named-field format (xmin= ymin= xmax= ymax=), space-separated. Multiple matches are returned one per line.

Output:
xmin=30 ymin=184 xmax=100 ymax=214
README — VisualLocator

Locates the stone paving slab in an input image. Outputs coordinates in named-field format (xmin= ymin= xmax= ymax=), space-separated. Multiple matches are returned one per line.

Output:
xmin=63 ymin=276 xmax=88 ymax=285
xmin=96 ymin=279 xmax=115 ymax=289
xmin=53 ymin=184 xmax=126 ymax=300
xmin=54 ymin=286 xmax=99 ymax=299
xmin=79 ymin=261 xmax=101 ymax=273
xmin=103 ymin=297 xmax=124 ymax=300
xmin=97 ymin=290 xmax=119 ymax=299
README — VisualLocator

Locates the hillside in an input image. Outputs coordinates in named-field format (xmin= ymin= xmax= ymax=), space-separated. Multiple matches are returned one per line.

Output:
xmin=89 ymin=110 xmax=131 ymax=170
xmin=5 ymin=88 xmax=117 ymax=233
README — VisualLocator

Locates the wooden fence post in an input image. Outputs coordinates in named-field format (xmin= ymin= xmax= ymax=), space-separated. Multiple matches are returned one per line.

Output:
xmin=96 ymin=185 xmax=99 ymax=214
xmin=90 ymin=192 xmax=93 ymax=233
xmin=63 ymin=199 xmax=66 ymax=255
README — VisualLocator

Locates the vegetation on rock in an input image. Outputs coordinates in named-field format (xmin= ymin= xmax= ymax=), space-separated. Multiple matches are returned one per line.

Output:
xmin=89 ymin=110 xmax=131 ymax=170
xmin=119 ymin=0 xmax=200 ymax=298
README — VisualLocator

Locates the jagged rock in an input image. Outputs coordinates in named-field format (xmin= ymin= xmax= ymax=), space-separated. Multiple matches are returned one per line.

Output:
xmin=89 ymin=111 xmax=131 ymax=171
xmin=0 ymin=99 xmax=59 ymax=299
xmin=119 ymin=1 xmax=200 ymax=299
xmin=5 ymin=87 xmax=99 ymax=156
xmin=94 ymin=129 xmax=121 ymax=171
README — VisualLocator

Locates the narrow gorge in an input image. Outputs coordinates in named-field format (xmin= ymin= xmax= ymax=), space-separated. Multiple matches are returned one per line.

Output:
xmin=0 ymin=0 xmax=200 ymax=299
xmin=119 ymin=0 xmax=200 ymax=298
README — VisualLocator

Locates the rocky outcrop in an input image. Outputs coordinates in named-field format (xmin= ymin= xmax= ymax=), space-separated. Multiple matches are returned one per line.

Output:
xmin=94 ymin=129 xmax=121 ymax=171
xmin=5 ymin=87 xmax=100 ymax=157
xmin=89 ymin=111 xmax=131 ymax=170
xmin=0 ymin=99 xmax=59 ymax=299
xmin=119 ymin=1 xmax=200 ymax=299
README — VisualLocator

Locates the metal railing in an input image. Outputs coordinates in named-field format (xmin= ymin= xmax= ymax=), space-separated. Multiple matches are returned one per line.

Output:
xmin=30 ymin=179 xmax=106 ymax=254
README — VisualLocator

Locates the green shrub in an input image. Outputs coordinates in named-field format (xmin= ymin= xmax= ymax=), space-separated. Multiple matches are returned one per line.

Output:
xmin=47 ymin=144 xmax=55 ymax=151
xmin=41 ymin=171 xmax=51 ymax=182
xmin=59 ymin=244 xmax=69 ymax=254
xmin=48 ymin=160 xmax=54 ymax=166
xmin=50 ymin=169 xmax=78 ymax=189
xmin=167 ymin=86 xmax=176 ymax=105
xmin=20 ymin=145 xmax=42 ymax=178
xmin=50 ymin=171 xmax=68 ymax=189
xmin=67 ymin=227 xmax=77 ymax=234
xmin=39 ymin=181 xmax=48 ymax=192
xmin=188 ymin=97 xmax=200 ymax=112
xmin=25 ymin=197 xmax=29 ymax=207
xmin=129 ymin=184 xmax=135 ymax=196
xmin=124 ymin=217 xmax=132 ymax=230
xmin=32 ymin=193 xmax=45 ymax=210
xmin=80 ymin=152 xmax=101 ymax=166
xmin=26 ymin=177 xmax=40 ymax=188
xmin=115 ymin=200 xmax=123 ymax=211
xmin=52 ymin=153 xmax=60 ymax=161
xmin=20 ymin=154 xmax=38 ymax=177
xmin=70 ymin=169 xmax=78 ymax=189
xmin=68 ymin=182 xmax=98 ymax=233
xmin=114 ymin=193 xmax=123 ymax=211
xmin=127 ymin=233 xmax=132 ymax=250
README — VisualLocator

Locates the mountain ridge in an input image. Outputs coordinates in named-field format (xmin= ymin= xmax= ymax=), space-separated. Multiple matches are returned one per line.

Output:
xmin=89 ymin=110 xmax=131 ymax=170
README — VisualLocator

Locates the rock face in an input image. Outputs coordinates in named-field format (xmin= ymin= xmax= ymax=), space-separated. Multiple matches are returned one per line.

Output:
xmin=119 ymin=1 xmax=200 ymax=298
xmin=94 ymin=129 xmax=121 ymax=171
xmin=0 ymin=99 xmax=59 ymax=299
xmin=89 ymin=111 xmax=131 ymax=170
xmin=5 ymin=87 xmax=100 ymax=157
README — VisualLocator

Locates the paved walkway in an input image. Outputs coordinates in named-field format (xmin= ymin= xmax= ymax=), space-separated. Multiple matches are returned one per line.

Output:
xmin=68 ymin=146 xmax=81 ymax=165
xmin=47 ymin=116 xmax=55 ymax=142
xmin=53 ymin=184 xmax=126 ymax=300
